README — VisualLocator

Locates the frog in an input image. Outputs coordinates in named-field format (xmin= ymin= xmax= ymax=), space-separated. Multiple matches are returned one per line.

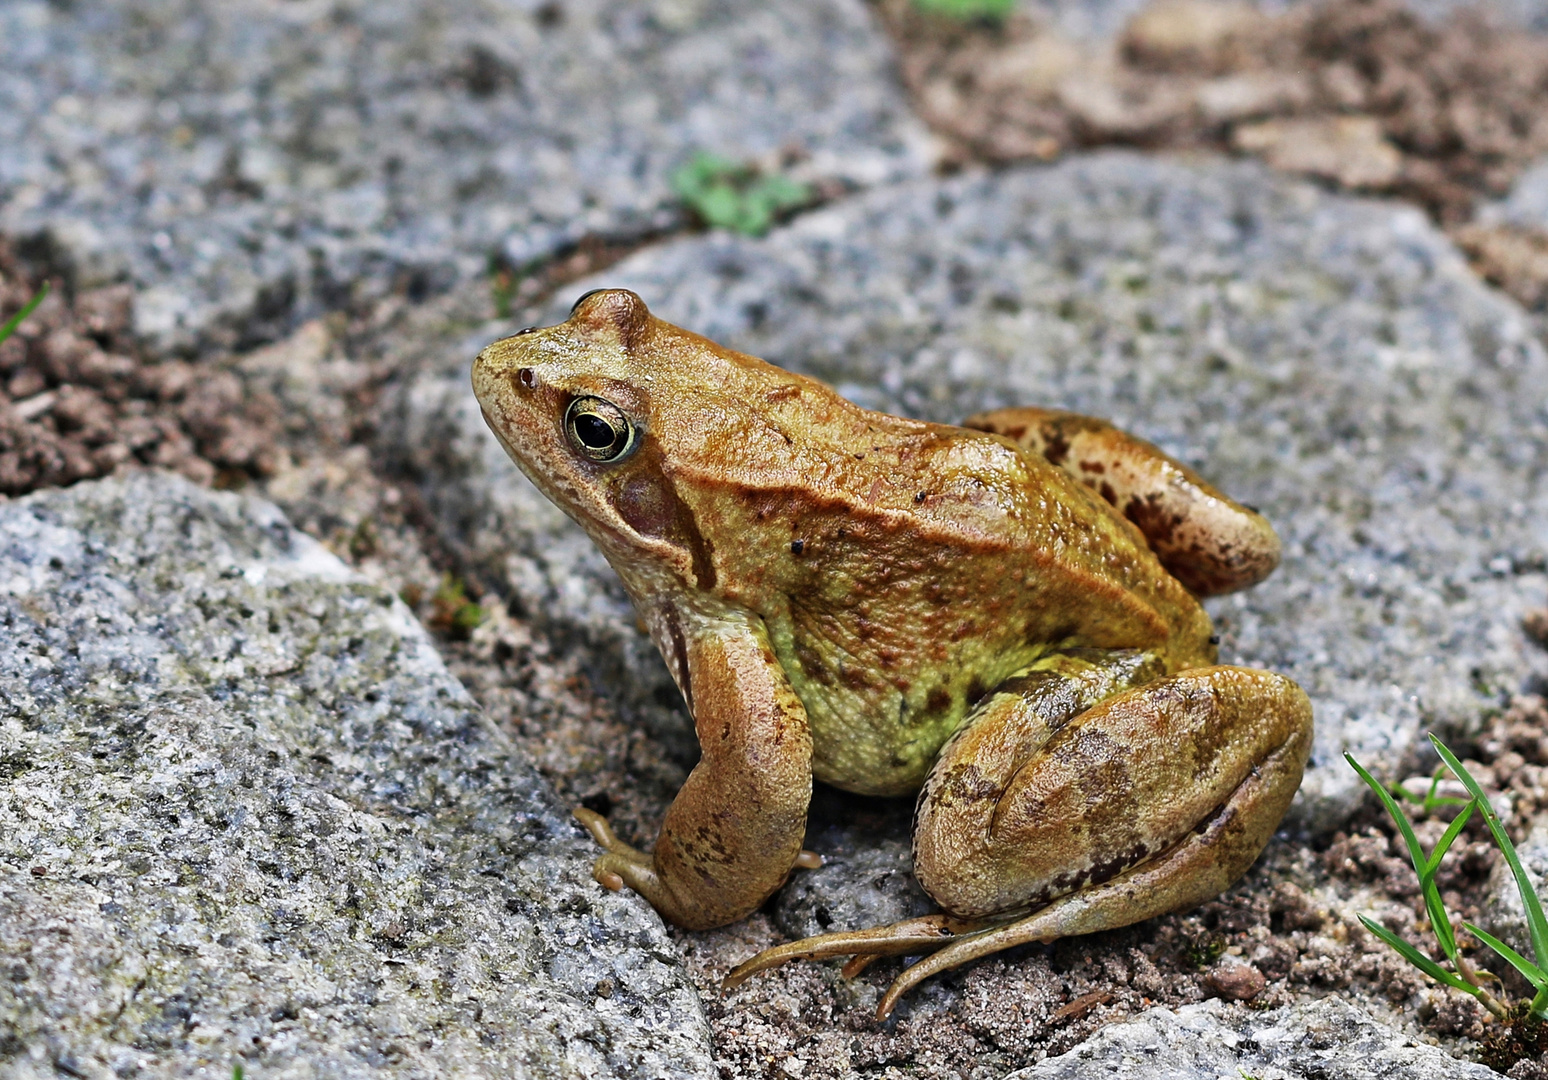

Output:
xmin=471 ymin=288 xmax=1313 ymax=1019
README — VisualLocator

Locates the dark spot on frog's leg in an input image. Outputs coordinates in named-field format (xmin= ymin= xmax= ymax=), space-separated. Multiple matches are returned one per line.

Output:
xmin=840 ymin=663 xmax=873 ymax=691
xmin=1123 ymin=493 xmax=1180 ymax=547
xmin=966 ymin=676 xmax=987 ymax=706
xmin=1040 ymin=423 xmax=1071 ymax=466
xmin=1077 ymin=459 xmax=1105 ymax=475
xmin=1084 ymin=842 xmax=1152 ymax=890
xmin=925 ymin=685 xmax=953 ymax=716
xmin=1099 ymin=481 xmax=1118 ymax=506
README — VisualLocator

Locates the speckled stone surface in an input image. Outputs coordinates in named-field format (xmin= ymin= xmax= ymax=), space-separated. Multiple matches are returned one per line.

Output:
xmin=1003 ymin=996 xmax=1498 ymax=1079
xmin=0 ymin=472 xmax=711 ymax=1079
xmin=396 ymin=152 xmax=1548 ymax=836
xmin=1480 ymin=815 xmax=1548 ymax=961
xmin=0 ymin=0 xmax=930 ymax=353
xmin=1479 ymin=155 xmax=1548 ymax=230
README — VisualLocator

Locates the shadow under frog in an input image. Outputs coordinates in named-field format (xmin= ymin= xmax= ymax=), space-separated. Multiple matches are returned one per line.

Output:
xmin=471 ymin=288 xmax=1312 ymax=1020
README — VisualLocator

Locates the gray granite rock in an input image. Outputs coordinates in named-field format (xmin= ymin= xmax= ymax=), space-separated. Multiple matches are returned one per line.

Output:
xmin=0 ymin=0 xmax=930 ymax=354
xmin=1478 ymin=156 xmax=1548 ymax=231
xmin=773 ymin=838 xmax=934 ymax=942
xmin=0 ymin=472 xmax=711 ymax=1079
xmin=1479 ymin=817 xmax=1548 ymax=962
xmin=1003 ymin=996 xmax=1496 ymax=1079
xmin=397 ymin=151 xmax=1548 ymax=837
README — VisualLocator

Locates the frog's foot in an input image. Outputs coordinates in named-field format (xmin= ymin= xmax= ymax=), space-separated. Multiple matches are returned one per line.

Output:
xmin=575 ymin=807 xmax=822 ymax=903
xmin=721 ymin=912 xmax=1004 ymax=994
xmin=574 ymin=807 xmax=653 ymax=892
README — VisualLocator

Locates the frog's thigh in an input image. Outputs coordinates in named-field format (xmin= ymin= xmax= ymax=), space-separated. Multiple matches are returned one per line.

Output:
xmin=591 ymin=608 xmax=814 ymax=931
xmin=965 ymin=407 xmax=1280 ymax=596
xmin=913 ymin=665 xmax=1312 ymax=922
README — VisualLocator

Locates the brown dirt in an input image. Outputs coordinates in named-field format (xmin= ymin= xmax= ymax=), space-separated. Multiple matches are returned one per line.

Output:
xmin=879 ymin=0 xmax=1548 ymax=309
xmin=0 ymin=245 xmax=283 ymax=494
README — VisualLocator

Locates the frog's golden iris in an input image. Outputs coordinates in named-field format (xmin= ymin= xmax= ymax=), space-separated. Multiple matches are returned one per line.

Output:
xmin=472 ymin=288 xmax=1312 ymax=1020
xmin=564 ymin=395 xmax=637 ymax=463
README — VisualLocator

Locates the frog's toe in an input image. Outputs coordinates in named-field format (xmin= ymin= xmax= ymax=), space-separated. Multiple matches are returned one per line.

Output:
xmin=574 ymin=807 xmax=649 ymax=861
xmin=722 ymin=913 xmax=996 ymax=992
xmin=574 ymin=807 xmax=654 ymax=892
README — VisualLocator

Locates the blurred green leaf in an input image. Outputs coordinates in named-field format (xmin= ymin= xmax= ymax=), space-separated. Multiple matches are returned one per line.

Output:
xmin=670 ymin=152 xmax=811 ymax=237
xmin=0 ymin=281 xmax=48 ymax=348
xmin=912 ymin=0 xmax=1016 ymax=19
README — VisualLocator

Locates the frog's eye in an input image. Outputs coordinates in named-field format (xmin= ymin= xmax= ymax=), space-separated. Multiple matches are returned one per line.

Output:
xmin=564 ymin=396 xmax=638 ymax=463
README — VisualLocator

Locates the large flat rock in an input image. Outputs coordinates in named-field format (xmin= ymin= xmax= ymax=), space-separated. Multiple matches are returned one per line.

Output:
xmin=0 ymin=0 xmax=930 ymax=353
xmin=0 ymin=472 xmax=711 ymax=1079
xmin=1005 ymin=997 xmax=1498 ymax=1080
xmin=397 ymin=151 xmax=1548 ymax=834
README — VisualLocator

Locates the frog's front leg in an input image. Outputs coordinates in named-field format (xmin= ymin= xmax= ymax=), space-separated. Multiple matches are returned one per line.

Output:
xmin=965 ymin=407 xmax=1279 ymax=596
xmin=578 ymin=604 xmax=814 ymax=930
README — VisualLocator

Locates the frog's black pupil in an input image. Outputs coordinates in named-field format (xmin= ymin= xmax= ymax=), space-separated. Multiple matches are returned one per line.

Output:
xmin=575 ymin=413 xmax=616 ymax=450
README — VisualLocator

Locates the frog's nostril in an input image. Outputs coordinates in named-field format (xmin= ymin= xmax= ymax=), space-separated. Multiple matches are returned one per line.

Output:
xmin=517 ymin=367 xmax=536 ymax=388
xmin=515 ymin=325 xmax=539 ymax=336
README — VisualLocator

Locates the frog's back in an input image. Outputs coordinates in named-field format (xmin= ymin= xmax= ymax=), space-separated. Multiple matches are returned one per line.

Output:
xmin=671 ymin=387 xmax=1215 ymax=796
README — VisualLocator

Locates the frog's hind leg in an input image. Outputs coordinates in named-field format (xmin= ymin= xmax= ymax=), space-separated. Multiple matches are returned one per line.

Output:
xmin=723 ymin=651 xmax=1162 ymax=1001
xmin=964 ymin=407 xmax=1279 ymax=596
xmin=724 ymin=656 xmax=1311 ymax=1020
xmin=898 ymin=662 xmax=1311 ymax=1019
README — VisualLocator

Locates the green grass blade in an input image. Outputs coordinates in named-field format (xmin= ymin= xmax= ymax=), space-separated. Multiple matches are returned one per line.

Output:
xmin=1358 ymin=915 xmax=1477 ymax=994
xmin=1349 ymin=752 xmax=1467 ymax=961
xmin=1347 ymin=753 xmax=1430 ymax=878
xmin=1423 ymin=801 xmax=1475 ymax=879
xmin=1415 ymin=802 xmax=1476 ymax=965
xmin=1422 ymin=883 xmax=1461 ymax=965
xmin=1463 ymin=921 xmax=1548 ymax=986
xmin=1431 ymin=735 xmax=1548 ymax=969
xmin=0 ymin=281 xmax=48 ymax=347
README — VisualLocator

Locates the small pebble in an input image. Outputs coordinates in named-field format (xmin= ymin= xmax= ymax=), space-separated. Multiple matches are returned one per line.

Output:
xmin=1205 ymin=956 xmax=1266 ymax=1001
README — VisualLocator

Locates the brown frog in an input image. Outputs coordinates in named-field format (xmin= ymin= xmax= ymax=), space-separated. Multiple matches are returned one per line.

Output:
xmin=472 ymin=289 xmax=1312 ymax=1018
